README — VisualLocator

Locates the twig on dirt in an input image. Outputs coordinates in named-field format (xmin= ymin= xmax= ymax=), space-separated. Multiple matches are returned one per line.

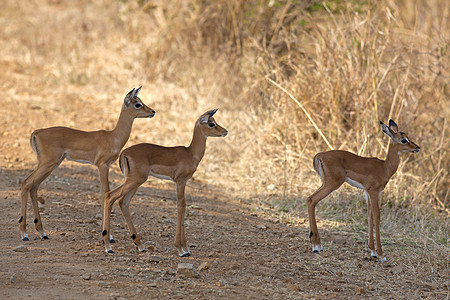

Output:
xmin=266 ymin=76 xmax=334 ymax=151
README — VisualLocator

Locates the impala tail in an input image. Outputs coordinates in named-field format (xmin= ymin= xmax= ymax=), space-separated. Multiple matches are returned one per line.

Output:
xmin=118 ymin=152 xmax=130 ymax=177
xmin=312 ymin=154 xmax=323 ymax=179
xmin=29 ymin=129 xmax=44 ymax=155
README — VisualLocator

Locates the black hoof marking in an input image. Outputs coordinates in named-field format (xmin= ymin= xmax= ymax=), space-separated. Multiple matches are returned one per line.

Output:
xmin=110 ymin=239 xmax=116 ymax=243
xmin=140 ymin=249 xmax=147 ymax=253
xmin=131 ymin=234 xmax=136 ymax=240
xmin=102 ymin=230 xmax=107 ymax=237
xmin=309 ymin=231 xmax=313 ymax=239
xmin=181 ymin=252 xmax=191 ymax=257
xmin=34 ymin=218 xmax=38 ymax=224
xmin=372 ymin=255 xmax=378 ymax=259
xmin=42 ymin=235 xmax=49 ymax=240
xmin=22 ymin=237 xmax=29 ymax=241
xmin=313 ymin=250 xmax=319 ymax=254
xmin=18 ymin=216 xmax=23 ymax=223
xmin=107 ymin=250 xmax=114 ymax=254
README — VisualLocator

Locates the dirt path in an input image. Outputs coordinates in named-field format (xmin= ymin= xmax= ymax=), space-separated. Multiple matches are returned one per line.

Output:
xmin=0 ymin=160 xmax=447 ymax=299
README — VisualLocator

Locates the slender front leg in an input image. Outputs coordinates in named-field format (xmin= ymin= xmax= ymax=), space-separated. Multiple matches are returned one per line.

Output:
xmin=98 ymin=164 xmax=110 ymax=198
xmin=175 ymin=180 xmax=190 ymax=257
xmin=102 ymin=187 xmax=120 ymax=253
xmin=98 ymin=164 xmax=115 ymax=242
xmin=369 ymin=190 xmax=385 ymax=261
xmin=365 ymin=191 xmax=376 ymax=258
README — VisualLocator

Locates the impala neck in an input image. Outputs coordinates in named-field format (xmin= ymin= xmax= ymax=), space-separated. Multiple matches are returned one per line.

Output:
xmin=111 ymin=105 xmax=134 ymax=147
xmin=384 ymin=141 xmax=401 ymax=178
xmin=188 ymin=123 xmax=207 ymax=165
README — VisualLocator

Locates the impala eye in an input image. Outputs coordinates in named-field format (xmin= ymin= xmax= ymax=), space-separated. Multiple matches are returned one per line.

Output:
xmin=401 ymin=138 xmax=408 ymax=144
xmin=134 ymin=103 xmax=142 ymax=109
xmin=208 ymin=122 xmax=216 ymax=127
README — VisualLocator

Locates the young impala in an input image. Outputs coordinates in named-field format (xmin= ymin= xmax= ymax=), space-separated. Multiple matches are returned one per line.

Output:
xmin=20 ymin=87 xmax=155 ymax=242
xmin=102 ymin=109 xmax=228 ymax=256
xmin=307 ymin=120 xmax=420 ymax=261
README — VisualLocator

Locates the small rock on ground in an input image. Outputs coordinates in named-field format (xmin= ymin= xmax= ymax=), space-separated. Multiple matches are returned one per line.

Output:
xmin=10 ymin=273 xmax=26 ymax=284
xmin=13 ymin=245 xmax=28 ymax=252
xmin=177 ymin=263 xmax=197 ymax=278
xmin=198 ymin=261 xmax=210 ymax=271
xmin=149 ymin=256 xmax=164 ymax=263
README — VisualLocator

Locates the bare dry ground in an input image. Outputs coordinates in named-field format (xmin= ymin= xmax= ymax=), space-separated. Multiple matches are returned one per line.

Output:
xmin=0 ymin=0 xmax=448 ymax=299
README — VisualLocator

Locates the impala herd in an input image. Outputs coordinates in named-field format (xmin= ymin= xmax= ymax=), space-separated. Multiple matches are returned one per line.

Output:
xmin=18 ymin=87 xmax=420 ymax=261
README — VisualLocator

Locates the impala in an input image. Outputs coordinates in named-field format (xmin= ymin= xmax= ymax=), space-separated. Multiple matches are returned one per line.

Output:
xmin=307 ymin=120 xmax=420 ymax=261
xmin=102 ymin=109 xmax=228 ymax=256
xmin=20 ymin=87 xmax=155 ymax=242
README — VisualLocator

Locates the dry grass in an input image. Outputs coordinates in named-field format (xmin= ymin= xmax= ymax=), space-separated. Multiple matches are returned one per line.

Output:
xmin=0 ymin=0 xmax=448 ymax=256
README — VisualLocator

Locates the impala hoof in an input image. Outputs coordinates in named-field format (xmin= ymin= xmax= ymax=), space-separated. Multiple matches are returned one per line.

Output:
xmin=139 ymin=248 xmax=147 ymax=253
xmin=180 ymin=252 xmax=191 ymax=257
xmin=312 ymin=244 xmax=323 ymax=253
xmin=107 ymin=249 xmax=114 ymax=254
xmin=41 ymin=235 xmax=49 ymax=240
xmin=110 ymin=239 xmax=116 ymax=243
xmin=22 ymin=237 xmax=29 ymax=241
xmin=371 ymin=250 xmax=378 ymax=258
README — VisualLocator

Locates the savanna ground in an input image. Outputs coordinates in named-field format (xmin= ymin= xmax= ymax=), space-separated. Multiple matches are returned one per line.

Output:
xmin=0 ymin=0 xmax=448 ymax=299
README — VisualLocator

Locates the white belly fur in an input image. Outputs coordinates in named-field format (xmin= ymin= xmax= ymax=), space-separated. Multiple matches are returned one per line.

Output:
xmin=345 ymin=177 xmax=370 ymax=203
xmin=149 ymin=171 xmax=173 ymax=182
xmin=345 ymin=177 xmax=365 ymax=190
xmin=64 ymin=153 xmax=94 ymax=165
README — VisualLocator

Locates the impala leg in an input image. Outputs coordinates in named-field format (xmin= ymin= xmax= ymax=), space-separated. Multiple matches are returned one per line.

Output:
xmin=102 ymin=186 xmax=122 ymax=253
xmin=365 ymin=191 xmax=376 ymax=258
xmin=369 ymin=190 xmax=385 ymax=261
xmin=21 ymin=161 xmax=59 ymax=240
xmin=307 ymin=181 xmax=342 ymax=253
xmin=118 ymin=184 xmax=145 ymax=252
xmin=98 ymin=163 xmax=111 ymax=198
xmin=175 ymin=180 xmax=190 ymax=257
xmin=20 ymin=171 xmax=35 ymax=241
xmin=98 ymin=164 xmax=115 ymax=243
xmin=30 ymin=183 xmax=48 ymax=240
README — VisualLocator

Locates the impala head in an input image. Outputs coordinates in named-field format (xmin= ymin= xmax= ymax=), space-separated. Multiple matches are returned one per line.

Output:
xmin=198 ymin=108 xmax=228 ymax=137
xmin=380 ymin=119 xmax=420 ymax=153
xmin=123 ymin=86 xmax=156 ymax=118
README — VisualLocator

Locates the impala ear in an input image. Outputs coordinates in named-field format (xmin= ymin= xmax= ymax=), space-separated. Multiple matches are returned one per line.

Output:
xmin=380 ymin=121 xmax=394 ymax=139
xmin=135 ymin=86 xmax=142 ymax=97
xmin=388 ymin=119 xmax=399 ymax=133
xmin=124 ymin=88 xmax=135 ymax=106
xmin=199 ymin=114 xmax=209 ymax=124
xmin=199 ymin=108 xmax=218 ymax=124
xmin=207 ymin=108 xmax=219 ymax=118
